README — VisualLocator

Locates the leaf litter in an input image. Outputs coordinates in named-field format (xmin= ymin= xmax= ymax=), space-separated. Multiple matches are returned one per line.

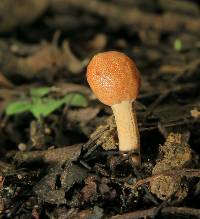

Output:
xmin=0 ymin=0 xmax=200 ymax=218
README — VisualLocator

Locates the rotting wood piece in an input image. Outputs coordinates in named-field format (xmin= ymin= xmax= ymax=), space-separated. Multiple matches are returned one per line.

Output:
xmin=12 ymin=144 xmax=82 ymax=165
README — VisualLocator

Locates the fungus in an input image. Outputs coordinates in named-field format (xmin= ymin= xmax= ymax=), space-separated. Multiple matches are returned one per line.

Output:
xmin=87 ymin=51 xmax=141 ymax=166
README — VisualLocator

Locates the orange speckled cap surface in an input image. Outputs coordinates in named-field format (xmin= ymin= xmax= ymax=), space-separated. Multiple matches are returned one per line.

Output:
xmin=87 ymin=51 xmax=141 ymax=106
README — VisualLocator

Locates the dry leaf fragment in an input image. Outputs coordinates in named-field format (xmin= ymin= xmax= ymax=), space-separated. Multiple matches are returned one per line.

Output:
xmin=190 ymin=108 xmax=200 ymax=118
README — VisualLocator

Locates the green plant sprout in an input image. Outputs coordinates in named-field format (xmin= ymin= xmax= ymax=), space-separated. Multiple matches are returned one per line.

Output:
xmin=6 ymin=86 xmax=88 ymax=119
xmin=174 ymin=38 xmax=182 ymax=52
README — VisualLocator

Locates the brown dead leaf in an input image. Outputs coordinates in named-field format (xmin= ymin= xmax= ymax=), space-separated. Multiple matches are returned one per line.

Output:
xmin=61 ymin=161 xmax=88 ymax=192
xmin=34 ymin=165 xmax=66 ymax=204
xmin=33 ymin=161 xmax=88 ymax=204
xmin=30 ymin=144 xmax=87 ymax=204
xmin=63 ymin=41 xmax=86 ymax=74
xmin=190 ymin=108 xmax=200 ymax=118
xmin=18 ymin=43 xmax=67 ymax=79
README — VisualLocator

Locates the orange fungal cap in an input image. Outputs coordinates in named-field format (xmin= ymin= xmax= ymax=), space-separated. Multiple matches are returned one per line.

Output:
xmin=87 ymin=51 xmax=141 ymax=106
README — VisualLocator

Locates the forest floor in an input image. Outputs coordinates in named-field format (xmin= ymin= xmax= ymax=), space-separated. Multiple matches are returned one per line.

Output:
xmin=0 ymin=0 xmax=200 ymax=218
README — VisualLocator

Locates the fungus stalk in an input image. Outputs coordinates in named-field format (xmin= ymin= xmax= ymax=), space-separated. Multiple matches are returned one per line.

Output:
xmin=112 ymin=101 xmax=140 ymax=165
xmin=111 ymin=100 xmax=139 ymax=151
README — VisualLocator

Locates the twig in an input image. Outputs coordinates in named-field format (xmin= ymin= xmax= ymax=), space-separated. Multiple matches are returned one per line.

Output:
xmin=82 ymin=126 xmax=109 ymax=151
xmin=11 ymin=144 xmax=82 ymax=165
xmin=138 ymin=83 xmax=196 ymax=100
xmin=125 ymin=169 xmax=200 ymax=190
xmin=143 ymin=59 xmax=200 ymax=120
xmin=110 ymin=206 xmax=200 ymax=219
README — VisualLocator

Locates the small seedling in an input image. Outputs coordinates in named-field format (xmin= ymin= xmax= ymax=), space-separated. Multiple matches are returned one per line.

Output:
xmin=6 ymin=86 xmax=88 ymax=119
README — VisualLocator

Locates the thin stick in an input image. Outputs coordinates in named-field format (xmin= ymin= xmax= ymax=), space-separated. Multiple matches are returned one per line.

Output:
xmin=111 ymin=207 xmax=200 ymax=219
xmin=125 ymin=168 xmax=200 ymax=190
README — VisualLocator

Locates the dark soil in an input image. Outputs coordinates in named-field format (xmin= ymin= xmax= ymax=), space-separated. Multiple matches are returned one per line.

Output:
xmin=0 ymin=0 xmax=200 ymax=218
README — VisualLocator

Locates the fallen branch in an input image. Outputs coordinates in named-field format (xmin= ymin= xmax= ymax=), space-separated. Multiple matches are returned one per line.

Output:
xmin=11 ymin=144 xmax=82 ymax=165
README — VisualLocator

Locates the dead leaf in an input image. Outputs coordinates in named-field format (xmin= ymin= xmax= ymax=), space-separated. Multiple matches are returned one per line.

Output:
xmin=61 ymin=161 xmax=88 ymax=192
xmin=63 ymin=41 xmax=86 ymax=74
xmin=32 ymin=145 xmax=87 ymax=204
xmin=18 ymin=44 xmax=67 ymax=79
xmin=34 ymin=161 xmax=88 ymax=204
xmin=34 ymin=165 xmax=66 ymax=204
xmin=190 ymin=108 xmax=200 ymax=118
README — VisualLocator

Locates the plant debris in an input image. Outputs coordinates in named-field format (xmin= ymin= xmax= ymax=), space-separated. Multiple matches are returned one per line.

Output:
xmin=0 ymin=0 xmax=200 ymax=218
xmin=150 ymin=132 xmax=193 ymax=200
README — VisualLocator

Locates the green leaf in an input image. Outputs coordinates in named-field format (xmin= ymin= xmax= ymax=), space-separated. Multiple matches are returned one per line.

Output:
xmin=174 ymin=39 xmax=182 ymax=52
xmin=63 ymin=93 xmax=88 ymax=107
xmin=6 ymin=100 xmax=31 ymax=116
xmin=30 ymin=87 xmax=51 ymax=97
xmin=30 ymin=98 xmax=64 ymax=119
xmin=5 ymin=92 xmax=88 ymax=119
